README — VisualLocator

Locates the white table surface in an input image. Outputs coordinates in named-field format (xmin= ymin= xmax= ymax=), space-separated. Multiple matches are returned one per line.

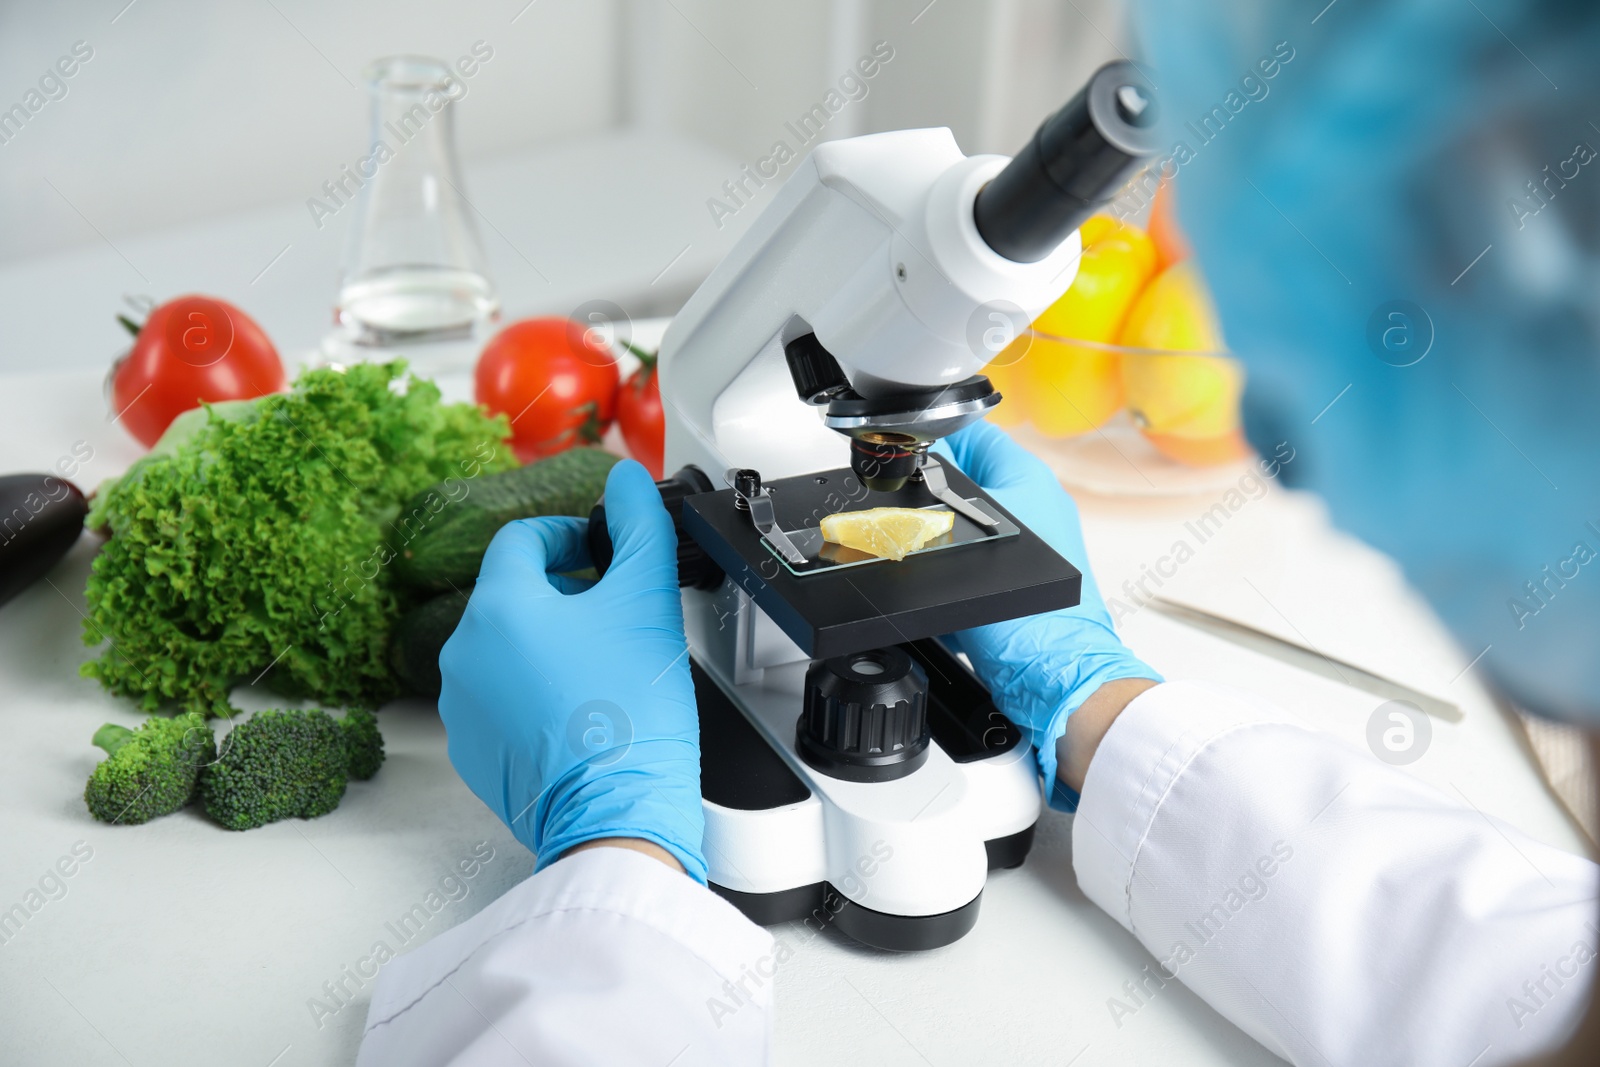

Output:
xmin=2 ymin=154 xmax=1593 ymax=1067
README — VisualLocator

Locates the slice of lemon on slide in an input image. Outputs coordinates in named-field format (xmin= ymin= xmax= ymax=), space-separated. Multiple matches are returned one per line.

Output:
xmin=819 ymin=508 xmax=955 ymax=562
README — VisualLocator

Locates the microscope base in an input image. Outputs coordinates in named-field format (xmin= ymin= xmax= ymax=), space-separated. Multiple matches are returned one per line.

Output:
xmin=692 ymin=646 xmax=1041 ymax=952
xmin=708 ymin=822 xmax=1034 ymax=949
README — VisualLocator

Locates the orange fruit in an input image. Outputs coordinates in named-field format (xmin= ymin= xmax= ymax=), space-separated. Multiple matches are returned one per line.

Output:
xmin=1121 ymin=349 xmax=1242 ymax=439
xmin=1148 ymin=183 xmax=1193 ymax=268
xmin=1117 ymin=260 xmax=1224 ymax=352
xmin=1008 ymin=222 xmax=1156 ymax=438
xmin=1118 ymin=260 xmax=1245 ymax=463
xmin=1143 ymin=428 xmax=1250 ymax=466
xmin=1035 ymin=226 xmax=1159 ymax=344
xmin=1015 ymin=336 xmax=1123 ymax=437
xmin=1076 ymin=214 xmax=1122 ymax=250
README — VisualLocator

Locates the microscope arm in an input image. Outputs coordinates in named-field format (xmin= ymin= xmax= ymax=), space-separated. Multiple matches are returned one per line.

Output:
xmin=658 ymin=62 xmax=1156 ymax=483
xmin=658 ymin=128 xmax=1082 ymax=481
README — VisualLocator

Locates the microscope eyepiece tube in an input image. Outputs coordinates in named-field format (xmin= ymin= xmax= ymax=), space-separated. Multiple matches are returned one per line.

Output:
xmin=974 ymin=60 xmax=1159 ymax=264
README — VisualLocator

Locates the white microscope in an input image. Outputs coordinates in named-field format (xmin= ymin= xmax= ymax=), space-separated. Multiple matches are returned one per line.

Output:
xmin=592 ymin=62 xmax=1156 ymax=949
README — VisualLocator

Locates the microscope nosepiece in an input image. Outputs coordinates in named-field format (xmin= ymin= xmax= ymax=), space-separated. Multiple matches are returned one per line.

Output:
xmin=823 ymin=374 xmax=1000 ymax=492
xmin=851 ymin=437 xmax=920 ymax=493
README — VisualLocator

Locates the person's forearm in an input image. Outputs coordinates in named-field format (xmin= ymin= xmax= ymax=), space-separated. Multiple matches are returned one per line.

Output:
xmin=1069 ymin=679 xmax=1599 ymax=1066
xmin=1056 ymin=677 xmax=1159 ymax=793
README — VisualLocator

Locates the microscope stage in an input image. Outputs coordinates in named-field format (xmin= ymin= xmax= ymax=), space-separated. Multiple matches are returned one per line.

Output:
xmin=682 ymin=465 xmax=1081 ymax=658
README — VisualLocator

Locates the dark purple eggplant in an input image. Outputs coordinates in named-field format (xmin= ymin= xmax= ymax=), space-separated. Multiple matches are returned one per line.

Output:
xmin=0 ymin=474 xmax=88 ymax=607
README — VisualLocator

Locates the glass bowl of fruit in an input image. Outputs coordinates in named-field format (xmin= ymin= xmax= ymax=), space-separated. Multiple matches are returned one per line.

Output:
xmin=981 ymin=198 xmax=1256 ymax=496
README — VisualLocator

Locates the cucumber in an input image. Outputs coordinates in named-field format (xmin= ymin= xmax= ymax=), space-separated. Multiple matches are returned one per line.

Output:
xmin=389 ymin=589 xmax=471 ymax=698
xmin=393 ymin=447 xmax=620 ymax=592
xmin=1 ymin=474 xmax=87 ymax=608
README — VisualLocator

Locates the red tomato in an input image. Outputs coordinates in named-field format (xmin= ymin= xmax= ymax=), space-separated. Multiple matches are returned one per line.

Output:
xmin=111 ymin=295 xmax=286 ymax=449
xmin=616 ymin=348 xmax=664 ymax=479
xmin=475 ymin=317 xmax=620 ymax=462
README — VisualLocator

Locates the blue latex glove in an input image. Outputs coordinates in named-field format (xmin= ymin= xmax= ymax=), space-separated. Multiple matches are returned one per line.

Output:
xmin=438 ymin=460 xmax=706 ymax=883
xmin=936 ymin=420 xmax=1161 ymax=810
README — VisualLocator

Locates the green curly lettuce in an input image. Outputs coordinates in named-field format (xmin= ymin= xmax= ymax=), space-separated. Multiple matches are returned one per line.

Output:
xmin=81 ymin=362 xmax=514 ymax=716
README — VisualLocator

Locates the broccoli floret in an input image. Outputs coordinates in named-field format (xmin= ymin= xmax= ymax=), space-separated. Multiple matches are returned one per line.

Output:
xmin=200 ymin=709 xmax=384 ymax=831
xmin=84 ymin=713 xmax=215 ymax=825
xmin=340 ymin=708 xmax=385 ymax=781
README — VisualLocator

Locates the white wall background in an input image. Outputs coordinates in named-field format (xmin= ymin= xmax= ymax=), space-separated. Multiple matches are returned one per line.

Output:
xmin=0 ymin=0 xmax=1130 ymax=380
xmin=0 ymin=0 xmax=1128 ymax=264
xmin=0 ymin=0 xmax=622 ymax=263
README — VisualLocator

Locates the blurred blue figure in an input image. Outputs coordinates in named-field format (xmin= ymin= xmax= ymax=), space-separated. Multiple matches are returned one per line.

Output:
xmin=1131 ymin=0 xmax=1600 ymax=722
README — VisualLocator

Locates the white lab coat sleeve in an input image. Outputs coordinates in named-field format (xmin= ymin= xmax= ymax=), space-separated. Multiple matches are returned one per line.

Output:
xmin=1073 ymin=679 xmax=1600 ymax=1067
xmin=356 ymin=846 xmax=777 ymax=1067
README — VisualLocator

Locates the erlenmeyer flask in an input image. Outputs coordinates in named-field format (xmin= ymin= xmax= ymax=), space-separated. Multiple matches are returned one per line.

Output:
xmin=336 ymin=56 xmax=498 ymax=344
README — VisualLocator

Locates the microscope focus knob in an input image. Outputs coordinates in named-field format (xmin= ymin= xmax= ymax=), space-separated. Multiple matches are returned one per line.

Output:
xmin=588 ymin=466 xmax=724 ymax=590
xmin=797 ymin=647 xmax=931 ymax=783
xmin=733 ymin=468 xmax=762 ymax=501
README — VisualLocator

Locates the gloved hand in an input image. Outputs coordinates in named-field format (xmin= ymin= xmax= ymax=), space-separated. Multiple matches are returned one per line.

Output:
xmin=438 ymin=460 xmax=706 ymax=883
xmin=935 ymin=420 xmax=1161 ymax=810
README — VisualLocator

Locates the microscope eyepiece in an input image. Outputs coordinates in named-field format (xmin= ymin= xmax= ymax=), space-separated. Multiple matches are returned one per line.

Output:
xmin=974 ymin=60 xmax=1159 ymax=263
